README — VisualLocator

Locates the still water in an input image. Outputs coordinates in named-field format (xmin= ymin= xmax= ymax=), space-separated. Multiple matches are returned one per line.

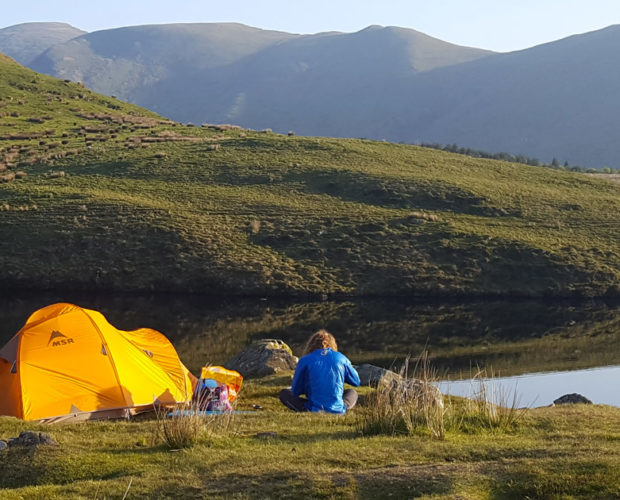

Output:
xmin=438 ymin=365 xmax=620 ymax=407
xmin=1 ymin=292 xmax=618 ymax=406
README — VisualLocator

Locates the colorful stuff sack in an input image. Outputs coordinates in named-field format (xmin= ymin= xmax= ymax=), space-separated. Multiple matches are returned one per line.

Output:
xmin=193 ymin=378 xmax=232 ymax=412
xmin=200 ymin=366 xmax=243 ymax=402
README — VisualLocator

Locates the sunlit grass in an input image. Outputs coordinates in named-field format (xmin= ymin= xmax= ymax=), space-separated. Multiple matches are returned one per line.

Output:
xmin=0 ymin=376 xmax=618 ymax=499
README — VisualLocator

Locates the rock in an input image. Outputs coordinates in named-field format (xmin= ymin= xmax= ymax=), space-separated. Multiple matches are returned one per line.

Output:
xmin=8 ymin=431 xmax=59 ymax=447
xmin=553 ymin=393 xmax=593 ymax=405
xmin=37 ymin=433 xmax=59 ymax=446
xmin=356 ymin=363 xmax=443 ymax=409
xmin=225 ymin=339 xmax=298 ymax=379
xmin=17 ymin=431 xmax=40 ymax=446
xmin=355 ymin=364 xmax=402 ymax=386
xmin=0 ymin=440 xmax=7 ymax=451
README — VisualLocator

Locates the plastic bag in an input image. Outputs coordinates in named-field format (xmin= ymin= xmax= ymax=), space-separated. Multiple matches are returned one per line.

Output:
xmin=200 ymin=366 xmax=243 ymax=402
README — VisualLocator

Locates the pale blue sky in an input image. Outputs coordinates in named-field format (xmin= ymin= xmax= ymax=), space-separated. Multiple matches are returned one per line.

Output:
xmin=3 ymin=0 xmax=620 ymax=52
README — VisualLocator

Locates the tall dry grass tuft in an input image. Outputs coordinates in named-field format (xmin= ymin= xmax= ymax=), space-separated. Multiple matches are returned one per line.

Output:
xmin=453 ymin=367 xmax=527 ymax=432
xmin=357 ymin=357 xmax=528 ymax=439
xmin=153 ymin=396 xmax=236 ymax=449
xmin=356 ymin=353 xmax=445 ymax=439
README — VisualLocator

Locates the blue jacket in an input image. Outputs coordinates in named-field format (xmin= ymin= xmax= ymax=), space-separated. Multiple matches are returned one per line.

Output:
xmin=291 ymin=348 xmax=360 ymax=413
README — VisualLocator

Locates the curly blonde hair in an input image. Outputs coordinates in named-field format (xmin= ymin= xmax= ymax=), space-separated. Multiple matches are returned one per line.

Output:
xmin=303 ymin=329 xmax=338 ymax=355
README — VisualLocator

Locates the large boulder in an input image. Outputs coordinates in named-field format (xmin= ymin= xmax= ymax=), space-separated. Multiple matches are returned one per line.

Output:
xmin=553 ymin=393 xmax=593 ymax=405
xmin=225 ymin=339 xmax=298 ymax=379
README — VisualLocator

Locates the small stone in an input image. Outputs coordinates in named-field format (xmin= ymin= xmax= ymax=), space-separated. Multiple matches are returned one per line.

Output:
xmin=0 ymin=440 xmax=7 ymax=451
xmin=9 ymin=431 xmax=58 ymax=447
xmin=18 ymin=431 xmax=40 ymax=446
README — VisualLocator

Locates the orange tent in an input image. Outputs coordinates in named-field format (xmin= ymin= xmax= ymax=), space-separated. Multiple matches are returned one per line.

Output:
xmin=0 ymin=303 xmax=196 ymax=422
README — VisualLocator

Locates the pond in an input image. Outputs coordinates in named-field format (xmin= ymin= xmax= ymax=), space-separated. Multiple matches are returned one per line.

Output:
xmin=438 ymin=365 xmax=620 ymax=407
xmin=1 ymin=292 xmax=618 ymax=407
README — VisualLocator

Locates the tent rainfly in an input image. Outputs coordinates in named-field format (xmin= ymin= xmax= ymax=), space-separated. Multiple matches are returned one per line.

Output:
xmin=0 ymin=303 xmax=196 ymax=423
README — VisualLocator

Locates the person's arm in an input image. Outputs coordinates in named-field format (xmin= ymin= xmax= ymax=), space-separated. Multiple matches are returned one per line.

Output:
xmin=291 ymin=359 xmax=307 ymax=396
xmin=344 ymin=358 xmax=360 ymax=387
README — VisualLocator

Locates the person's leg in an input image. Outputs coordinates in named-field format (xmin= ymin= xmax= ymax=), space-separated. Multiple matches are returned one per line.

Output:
xmin=343 ymin=388 xmax=358 ymax=410
xmin=279 ymin=388 xmax=308 ymax=412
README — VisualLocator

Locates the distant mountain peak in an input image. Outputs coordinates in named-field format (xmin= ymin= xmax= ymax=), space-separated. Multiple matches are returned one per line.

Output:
xmin=0 ymin=22 xmax=85 ymax=64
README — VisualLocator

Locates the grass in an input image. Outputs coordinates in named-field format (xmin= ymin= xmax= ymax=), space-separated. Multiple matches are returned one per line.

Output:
xmin=356 ymin=354 xmax=446 ymax=439
xmin=154 ymin=402 xmax=236 ymax=450
xmin=451 ymin=367 xmax=527 ymax=433
xmin=0 ymin=375 xmax=618 ymax=499
xmin=0 ymin=54 xmax=619 ymax=298
xmin=355 ymin=356 xmax=527 ymax=441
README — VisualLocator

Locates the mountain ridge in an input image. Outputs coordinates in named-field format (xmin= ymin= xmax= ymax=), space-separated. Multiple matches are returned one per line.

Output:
xmin=2 ymin=21 xmax=619 ymax=167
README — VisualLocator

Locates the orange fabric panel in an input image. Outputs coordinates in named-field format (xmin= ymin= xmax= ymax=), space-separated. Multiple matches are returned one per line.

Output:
xmin=18 ymin=306 xmax=125 ymax=420
xmin=0 ymin=358 xmax=21 ymax=418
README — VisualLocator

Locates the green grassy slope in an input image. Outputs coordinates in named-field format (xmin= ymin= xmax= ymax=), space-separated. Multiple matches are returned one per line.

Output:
xmin=0 ymin=54 xmax=618 ymax=297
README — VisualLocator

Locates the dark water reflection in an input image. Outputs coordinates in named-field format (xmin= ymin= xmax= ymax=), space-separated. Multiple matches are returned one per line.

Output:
xmin=1 ymin=292 xmax=618 ymax=382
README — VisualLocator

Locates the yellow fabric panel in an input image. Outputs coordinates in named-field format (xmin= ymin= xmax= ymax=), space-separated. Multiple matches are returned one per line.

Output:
xmin=0 ymin=358 xmax=21 ymax=418
xmin=18 ymin=306 xmax=125 ymax=420
xmin=120 ymin=327 xmax=195 ymax=398
xmin=93 ymin=314 xmax=192 ymax=405
xmin=200 ymin=366 xmax=243 ymax=401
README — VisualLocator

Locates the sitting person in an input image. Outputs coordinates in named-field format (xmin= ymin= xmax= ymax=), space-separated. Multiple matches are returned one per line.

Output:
xmin=279 ymin=329 xmax=360 ymax=413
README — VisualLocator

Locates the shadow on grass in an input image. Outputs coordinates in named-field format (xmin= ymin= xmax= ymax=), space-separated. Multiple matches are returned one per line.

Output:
xmin=357 ymin=472 xmax=453 ymax=500
xmin=199 ymin=466 xmax=455 ymax=499
xmin=251 ymin=430 xmax=360 ymax=445
xmin=488 ymin=459 xmax=617 ymax=499
xmin=0 ymin=445 xmax=136 ymax=489
xmin=0 ymin=446 xmax=44 ymax=488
